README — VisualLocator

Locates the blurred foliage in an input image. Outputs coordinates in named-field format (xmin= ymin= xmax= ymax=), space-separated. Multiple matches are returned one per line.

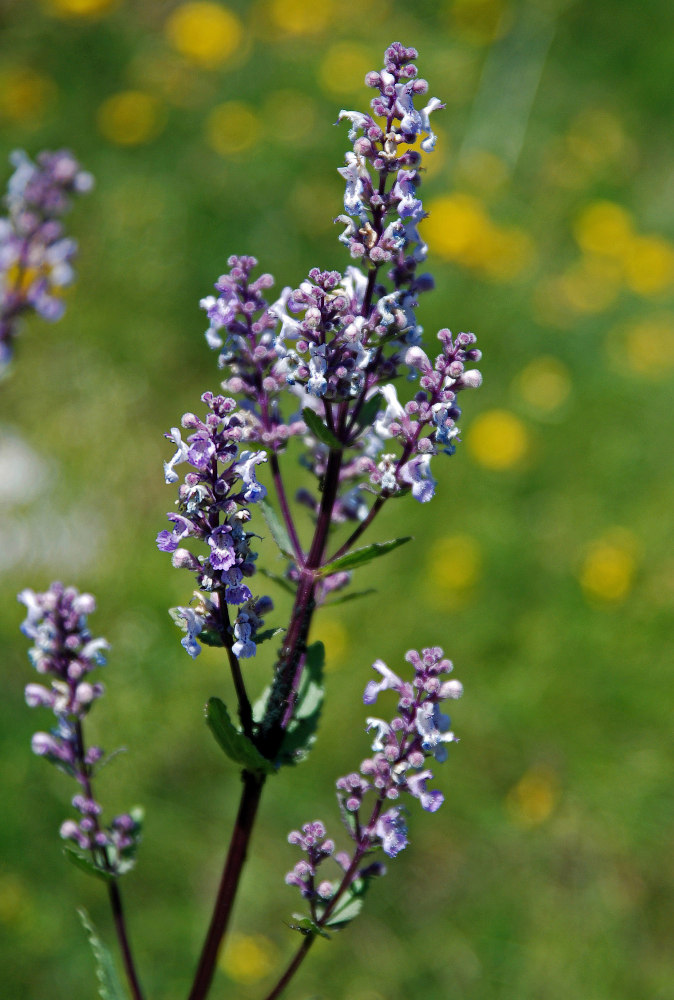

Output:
xmin=1 ymin=1 xmax=673 ymax=998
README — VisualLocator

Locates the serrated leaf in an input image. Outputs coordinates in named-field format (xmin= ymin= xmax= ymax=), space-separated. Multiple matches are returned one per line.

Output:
xmin=319 ymin=536 xmax=412 ymax=576
xmin=324 ymin=587 xmax=377 ymax=607
xmin=64 ymin=848 xmax=114 ymax=882
xmin=302 ymin=407 xmax=341 ymax=449
xmin=78 ymin=908 xmax=130 ymax=1000
xmin=353 ymin=392 xmax=382 ymax=432
xmin=260 ymin=499 xmax=295 ymax=559
xmin=205 ymin=698 xmax=274 ymax=775
xmin=259 ymin=568 xmax=297 ymax=595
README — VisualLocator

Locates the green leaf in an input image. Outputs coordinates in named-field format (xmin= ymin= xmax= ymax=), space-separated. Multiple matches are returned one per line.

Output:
xmin=289 ymin=915 xmax=331 ymax=939
xmin=64 ymin=848 xmax=114 ymax=882
xmin=259 ymin=568 xmax=297 ymax=595
xmin=260 ymin=499 xmax=295 ymax=559
xmin=78 ymin=908 xmax=130 ymax=1000
xmin=352 ymin=392 xmax=382 ymax=433
xmin=205 ymin=698 xmax=274 ymax=775
xmin=319 ymin=536 xmax=412 ymax=576
xmin=198 ymin=629 xmax=225 ymax=648
xmin=324 ymin=587 xmax=377 ymax=607
xmin=302 ymin=407 xmax=341 ymax=449
xmin=254 ymin=626 xmax=285 ymax=645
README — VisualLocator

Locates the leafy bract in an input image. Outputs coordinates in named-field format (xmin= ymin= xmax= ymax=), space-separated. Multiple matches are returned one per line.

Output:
xmin=205 ymin=697 xmax=274 ymax=775
xmin=302 ymin=407 xmax=341 ymax=449
xmin=253 ymin=641 xmax=325 ymax=767
xmin=260 ymin=499 xmax=295 ymax=560
xmin=320 ymin=536 xmax=412 ymax=576
xmin=78 ymin=908 xmax=130 ymax=1000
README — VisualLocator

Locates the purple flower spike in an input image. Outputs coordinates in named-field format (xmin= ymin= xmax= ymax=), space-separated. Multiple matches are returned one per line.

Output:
xmin=19 ymin=583 xmax=140 ymax=875
xmin=1 ymin=149 xmax=92 ymax=372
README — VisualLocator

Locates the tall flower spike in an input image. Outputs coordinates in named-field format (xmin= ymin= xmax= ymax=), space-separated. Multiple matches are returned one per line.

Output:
xmin=0 ymin=150 xmax=93 ymax=372
xmin=19 ymin=583 xmax=141 ymax=875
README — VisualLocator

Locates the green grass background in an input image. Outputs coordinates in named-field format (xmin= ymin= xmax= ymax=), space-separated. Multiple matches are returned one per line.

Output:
xmin=1 ymin=1 xmax=673 ymax=998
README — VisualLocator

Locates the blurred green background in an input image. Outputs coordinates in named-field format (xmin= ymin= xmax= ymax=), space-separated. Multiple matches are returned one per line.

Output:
xmin=1 ymin=0 xmax=673 ymax=998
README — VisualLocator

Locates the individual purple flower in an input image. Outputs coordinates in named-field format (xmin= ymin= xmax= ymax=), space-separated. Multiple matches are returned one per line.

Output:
xmin=1 ymin=149 xmax=92 ymax=372
xmin=18 ymin=583 xmax=141 ymax=876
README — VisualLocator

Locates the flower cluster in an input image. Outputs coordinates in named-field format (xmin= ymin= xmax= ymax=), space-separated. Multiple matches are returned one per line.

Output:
xmin=19 ymin=583 xmax=140 ymax=875
xmin=285 ymin=647 xmax=461 ymax=923
xmin=0 ymin=149 xmax=93 ymax=371
xmin=157 ymin=391 xmax=272 ymax=658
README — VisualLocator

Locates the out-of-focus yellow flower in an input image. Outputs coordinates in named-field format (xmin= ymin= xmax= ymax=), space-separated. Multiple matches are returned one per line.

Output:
xmin=132 ymin=53 xmax=216 ymax=109
xmin=573 ymin=201 xmax=634 ymax=258
xmin=579 ymin=530 xmax=638 ymax=604
xmin=315 ymin=618 xmax=347 ymax=670
xmin=467 ymin=409 xmax=529 ymax=470
xmin=614 ymin=313 xmax=674 ymax=379
xmin=97 ymin=91 xmax=164 ymax=146
xmin=165 ymin=2 xmax=243 ymax=67
xmin=449 ymin=0 xmax=511 ymax=45
xmin=319 ymin=42 xmax=374 ymax=96
xmin=206 ymin=102 xmax=260 ymax=156
xmin=220 ymin=933 xmax=278 ymax=983
xmin=268 ymin=0 xmax=334 ymax=35
xmin=264 ymin=90 xmax=318 ymax=145
xmin=556 ymin=254 xmax=622 ymax=314
xmin=41 ymin=0 xmax=117 ymax=16
xmin=506 ymin=766 xmax=559 ymax=827
xmin=424 ymin=194 xmax=534 ymax=281
xmin=622 ymin=235 xmax=674 ymax=296
xmin=0 ymin=68 xmax=56 ymax=124
xmin=512 ymin=356 xmax=571 ymax=415
xmin=0 ymin=874 xmax=29 ymax=925
xmin=427 ymin=534 xmax=482 ymax=608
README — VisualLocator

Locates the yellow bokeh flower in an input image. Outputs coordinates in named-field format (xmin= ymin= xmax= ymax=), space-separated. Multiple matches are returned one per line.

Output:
xmin=424 ymin=194 xmax=533 ymax=280
xmin=319 ymin=42 xmax=375 ymax=96
xmin=220 ymin=933 xmax=278 ymax=984
xmin=622 ymin=235 xmax=674 ymax=297
xmin=97 ymin=91 xmax=164 ymax=146
xmin=579 ymin=531 xmax=638 ymax=604
xmin=506 ymin=766 xmax=559 ymax=827
xmin=512 ymin=356 xmax=572 ymax=415
xmin=315 ymin=618 xmax=347 ymax=670
xmin=573 ymin=201 xmax=634 ymax=258
xmin=467 ymin=409 xmax=529 ymax=470
xmin=206 ymin=102 xmax=260 ymax=156
xmin=41 ymin=0 xmax=117 ymax=17
xmin=165 ymin=2 xmax=243 ymax=68
xmin=556 ymin=254 xmax=622 ymax=314
xmin=268 ymin=0 xmax=334 ymax=35
xmin=0 ymin=68 xmax=57 ymax=124
xmin=455 ymin=149 xmax=510 ymax=198
xmin=617 ymin=314 xmax=674 ymax=379
xmin=426 ymin=534 xmax=482 ymax=608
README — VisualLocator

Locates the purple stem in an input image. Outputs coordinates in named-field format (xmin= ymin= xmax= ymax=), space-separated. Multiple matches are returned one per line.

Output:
xmin=186 ymin=770 xmax=266 ymax=1000
xmin=270 ymin=451 xmax=304 ymax=564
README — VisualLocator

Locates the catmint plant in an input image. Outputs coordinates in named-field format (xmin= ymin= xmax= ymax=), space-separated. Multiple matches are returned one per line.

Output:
xmin=19 ymin=42 xmax=482 ymax=1000
xmin=0 ymin=148 xmax=92 ymax=373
